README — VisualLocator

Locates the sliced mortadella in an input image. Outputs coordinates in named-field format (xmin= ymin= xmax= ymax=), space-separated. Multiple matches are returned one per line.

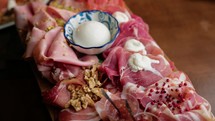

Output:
xmin=46 ymin=6 xmax=75 ymax=22
xmin=24 ymin=27 xmax=46 ymax=58
xmin=33 ymin=27 xmax=62 ymax=63
xmin=33 ymin=27 xmax=98 ymax=82
xmin=30 ymin=1 xmax=47 ymax=14
xmin=31 ymin=9 xmax=58 ymax=31
xmin=14 ymin=4 xmax=33 ymax=30
xmin=46 ymin=30 xmax=98 ymax=66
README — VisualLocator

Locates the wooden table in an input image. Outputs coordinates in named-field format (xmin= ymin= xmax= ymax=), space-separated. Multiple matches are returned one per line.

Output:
xmin=0 ymin=0 xmax=214 ymax=121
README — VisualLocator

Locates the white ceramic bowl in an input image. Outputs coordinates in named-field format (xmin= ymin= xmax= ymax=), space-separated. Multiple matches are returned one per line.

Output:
xmin=64 ymin=10 xmax=120 ymax=55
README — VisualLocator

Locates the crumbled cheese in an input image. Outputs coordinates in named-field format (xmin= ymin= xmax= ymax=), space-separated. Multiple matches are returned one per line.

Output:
xmin=66 ymin=64 xmax=103 ymax=111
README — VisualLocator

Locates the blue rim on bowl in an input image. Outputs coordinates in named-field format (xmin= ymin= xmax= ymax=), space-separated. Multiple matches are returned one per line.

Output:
xmin=64 ymin=10 xmax=120 ymax=50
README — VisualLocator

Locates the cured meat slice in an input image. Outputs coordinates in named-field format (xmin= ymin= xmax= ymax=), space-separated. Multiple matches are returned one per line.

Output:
xmin=33 ymin=27 xmax=98 ymax=66
xmin=121 ymin=72 xmax=214 ymax=121
xmin=95 ymin=91 xmax=140 ymax=121
xmin=86 ymin=0 xmax=126 ymax=13
xmin=14 ymin=1 xmax=47 ymax=30
xmin=42 ymin=72 xmax=86 ymax=108
xmin=103 ymin=14 xmax=163 ymax=57
xmin=33 ymin=27 xmax=98 ymax=82
xmin=49 ymin=0 xmax=87 ymax=11
xmin=30 ymin=1 xmax=47 ymax=14
xmin=59 ymin=107 xmax=101 ymax=121
xmin=31 ymin=9 xmax=58 ymax=31
xmin=24 ymin=27 xmax=46 ymax=58
xmin=46 ymin=6 xmax=75 ymax=22
xmin=42 ymin=80 xmax=71 ymax=108
xmin=14 ymin=3 xmax=33 ymax=30
xmin=100 ymin=46 xmax=172 ymax=87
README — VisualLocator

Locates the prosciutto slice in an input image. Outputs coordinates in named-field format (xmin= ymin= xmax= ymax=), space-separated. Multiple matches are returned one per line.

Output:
xmin=121 ymin=72 xmax=214 ymax=121
xmin=103 ymin=14 xmax=163 ymax=57
xmin=59 ymin=107 xmax=101 ymax=121
xmin=95 ymin=91 xmax=141 ymax=121
xmin=100 ymin=46 xmax=172 ymax=87
xmin=42 ymin=72 xmax=86 ymax=108
xmin=42 ymin=80 xmax=71 ymax=108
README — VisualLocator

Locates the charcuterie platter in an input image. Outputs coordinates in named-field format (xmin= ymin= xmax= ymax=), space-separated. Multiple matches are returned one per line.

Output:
xmin=14 ymin=0 xmax=214 ymax=121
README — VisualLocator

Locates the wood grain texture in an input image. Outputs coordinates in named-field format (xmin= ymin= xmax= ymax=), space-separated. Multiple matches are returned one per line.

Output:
xmin=124 ymin=0 xmax=215 ymax=114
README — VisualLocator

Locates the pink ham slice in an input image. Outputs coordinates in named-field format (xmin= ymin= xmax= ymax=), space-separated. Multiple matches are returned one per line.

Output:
xmin=33 ymin=27 xmax=98 ymax=66
xmin=33 ymin=27 xmax=62 ymax=64
xmin=46 ymin=6 xmax=75 ymax=22
xmin=30 ymin=1 xmax=47 ymax=14
xmin=31 ymin=9 xmax=58 ymax=31
xmin=49 ymin=0 xmax=87 ymax=11
xmin=14 ymin=3 xmax=33 ymax=30
xmin=24 ymin=27 xmax=46 ymax=58
xmin=33 ymin=27 xmax=98 ymax=82
xmin=14 ymin=1 xmax=47 ymax=30
xmin=87 ymin=0 xmax=126 ymax=13
xmin=59 ymin=107 xmax=101 ymax=121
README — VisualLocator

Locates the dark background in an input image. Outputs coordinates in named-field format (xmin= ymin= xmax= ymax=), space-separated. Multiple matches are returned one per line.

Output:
xmin=0 ymin=0 xmax=214 ymax=121
xmin=0 ymin=26 xmax=51 ymax=121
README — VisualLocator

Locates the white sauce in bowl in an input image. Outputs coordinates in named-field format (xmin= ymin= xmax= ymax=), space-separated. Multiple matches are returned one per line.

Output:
xmin=73 ymin=21 xmax=111 ymax=47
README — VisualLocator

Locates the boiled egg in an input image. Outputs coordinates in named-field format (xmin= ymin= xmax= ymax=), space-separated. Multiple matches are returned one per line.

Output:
xmin=73 ymin=21 xmax=111 ymax=47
